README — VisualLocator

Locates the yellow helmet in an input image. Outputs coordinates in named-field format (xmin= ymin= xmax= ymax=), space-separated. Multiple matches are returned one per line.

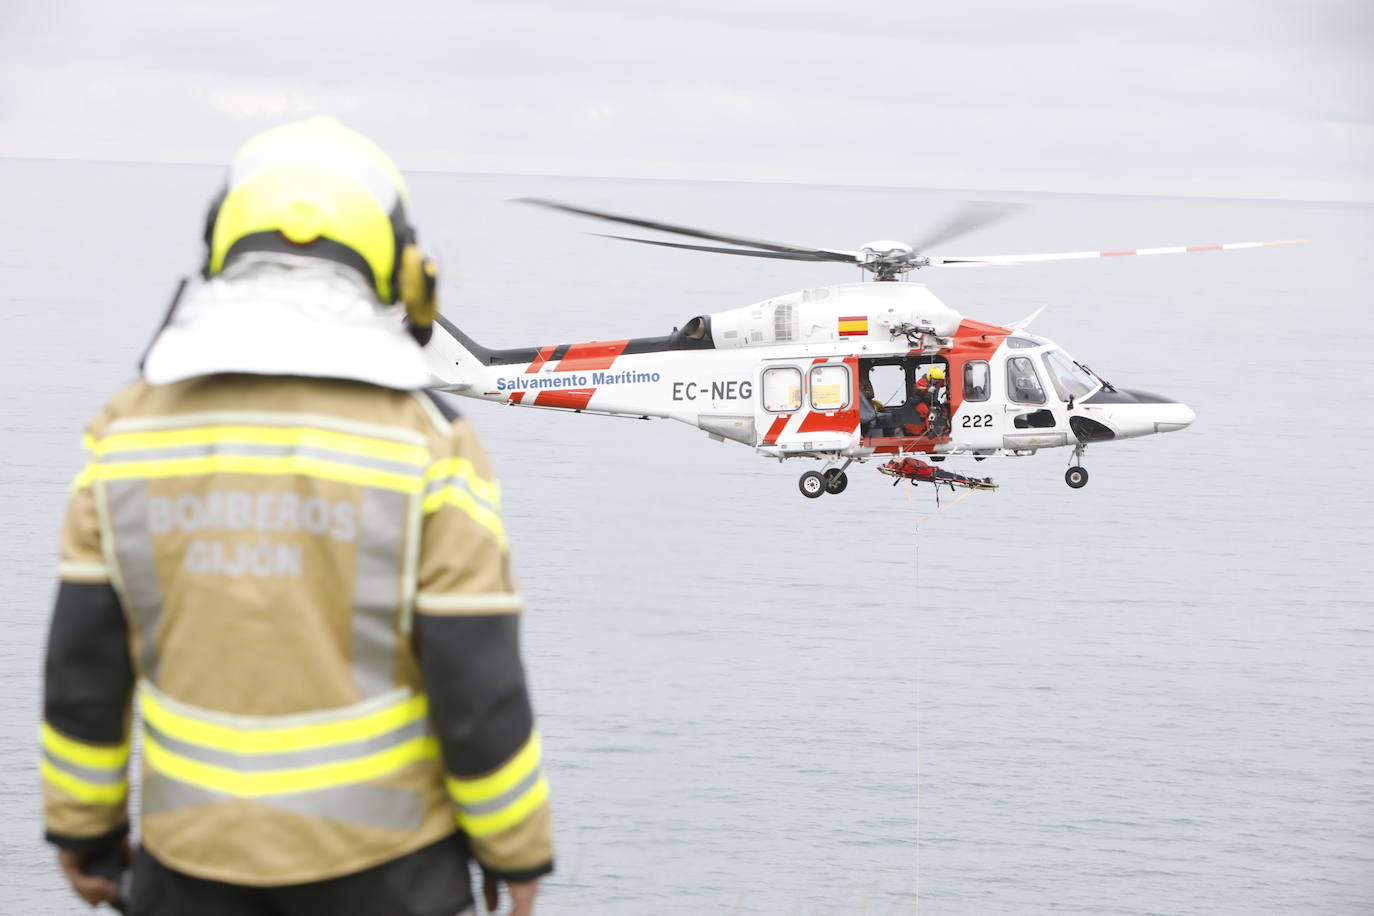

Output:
xmin=203 ymin=116 xmax=419 ymax=305
xmin=926 ymin=365 xmax=946 ymax=381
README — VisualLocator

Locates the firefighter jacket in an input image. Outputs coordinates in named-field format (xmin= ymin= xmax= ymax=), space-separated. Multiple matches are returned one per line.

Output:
xmin=41 ymin=373 xmax=553 ymax=886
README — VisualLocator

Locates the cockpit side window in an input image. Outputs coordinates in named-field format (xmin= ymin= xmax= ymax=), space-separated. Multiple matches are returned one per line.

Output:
xmin=1007 ymin=356 xmax=1046 ymax=404
xmin=1041 ymin=349 xmax=1096 ymax=401
xmin=963 ymin=361 xmax=990 ymax=402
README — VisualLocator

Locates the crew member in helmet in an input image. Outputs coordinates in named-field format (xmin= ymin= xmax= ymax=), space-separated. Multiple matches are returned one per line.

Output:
xmin=41 ymin=117 xmax=553 ymax=915
xmin=912 ymin=364 xmax=949 ymax=436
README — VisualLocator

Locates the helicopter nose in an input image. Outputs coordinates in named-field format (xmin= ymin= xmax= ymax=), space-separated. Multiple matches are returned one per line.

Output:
xmin=1080 ymin=389 xmax=1195 ymax=439
xmin=1154 ymin=400 xmax=1195 ymax=434
xmin=1154 ymin=398 xmax=1198 ymax=431
xmin=1112 ymin=391 xmax=1194 ymax=437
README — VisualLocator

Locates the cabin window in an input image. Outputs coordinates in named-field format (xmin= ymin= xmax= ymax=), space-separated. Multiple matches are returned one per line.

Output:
xmin=1041 ymin=349 xmax=1096 ymax=401
xmin=865 ymin=364 xmax=907 ymax=407
xmin=1006 ymin=336 xmax=1040 ymax=349
xmin=761 ymin=366 xmax=803 ymax=412
xmin=809 ymin=364 xmax=850 ymax=412
xmin=963 ymin=361 xmax=990 ymax=402
xmin=1007 ymin=356 xmax=1046 ymax=404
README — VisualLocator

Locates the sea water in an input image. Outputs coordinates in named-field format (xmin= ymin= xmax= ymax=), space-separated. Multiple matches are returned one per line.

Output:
xmin=2 ymin=159 xmax=1370 ymax=914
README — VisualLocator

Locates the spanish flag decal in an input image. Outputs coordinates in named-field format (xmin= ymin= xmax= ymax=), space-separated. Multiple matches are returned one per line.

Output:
xmin=838 ymin=315 xmax=868 ymax=337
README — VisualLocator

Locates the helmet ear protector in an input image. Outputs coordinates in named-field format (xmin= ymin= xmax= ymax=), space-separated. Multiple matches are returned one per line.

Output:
xmin=201 ymin=189 xmax=440 ymax=346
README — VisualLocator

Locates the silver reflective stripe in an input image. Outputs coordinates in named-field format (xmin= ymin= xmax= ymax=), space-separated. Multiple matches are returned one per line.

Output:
xmin=104 ymin=479 xmax=165 ymax=679
xmin=107 ymin=411 xmax=428 ymax=446
xmin=415 ymin=592 xmax=523 ymax=615
xmin=141 ymin=717 xmax=430 ymax=772
xmin=456 ymin=766 xmax=544 ymax=819
xmin=57 ymin=561 xmax=111 ymax=581
xmin=42 ymin=752 xmax=126 ymax=786
xmin=98 ymin=442 xmax=423 ymax=479
xmin=142 ymin=678 xmax=414 ymax=728
xmin=352 ymin=489 xmax=408 ymax=697
xmin=141 ymin=770 xmax=426 ymax=832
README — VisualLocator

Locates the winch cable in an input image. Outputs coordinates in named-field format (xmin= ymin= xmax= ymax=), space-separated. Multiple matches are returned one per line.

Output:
xmin=911 ymin=481 xmax=923 ymax=909
xmin=904 ymin=480 xmax=980 ymax=911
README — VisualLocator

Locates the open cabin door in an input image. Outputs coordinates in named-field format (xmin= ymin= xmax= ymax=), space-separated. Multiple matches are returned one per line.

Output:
xmin=857 ymin=355 xmax=952 ymax=448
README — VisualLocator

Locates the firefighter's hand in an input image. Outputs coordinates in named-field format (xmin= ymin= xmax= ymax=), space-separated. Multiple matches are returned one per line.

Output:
xmin=57 ymin=839 xmax=129 ymax=907
xmin=483 ymin=873 xmax=540 ymax=915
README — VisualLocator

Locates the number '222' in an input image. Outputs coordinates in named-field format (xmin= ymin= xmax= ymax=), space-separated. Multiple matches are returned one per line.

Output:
xmin=961 ymin=414 xmax=993 ymax=428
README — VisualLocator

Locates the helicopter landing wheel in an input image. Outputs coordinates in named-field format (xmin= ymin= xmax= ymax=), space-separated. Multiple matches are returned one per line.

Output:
xmin=1065 ymin=466 xmax=1089 ymax=489
xmin=799 ymin=470 xmax=826 ymax=499
xmin=823 ymin=469 xmax=849 ymax=494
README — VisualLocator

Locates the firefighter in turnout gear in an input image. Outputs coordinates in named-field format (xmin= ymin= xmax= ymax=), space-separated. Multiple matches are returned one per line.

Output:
xmin=41 ymin=117 xmax=553 ymax=915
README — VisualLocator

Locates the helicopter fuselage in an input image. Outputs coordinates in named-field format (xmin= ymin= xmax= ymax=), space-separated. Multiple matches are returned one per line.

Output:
xmin=426 ymin=281 xmax=1194 ymax=487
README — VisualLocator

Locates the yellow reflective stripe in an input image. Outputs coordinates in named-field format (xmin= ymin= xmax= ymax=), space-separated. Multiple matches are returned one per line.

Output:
xmin=93 ymin=426 xmax=429 ymax=466
xmin=82 ymin=432 xmax=96 ymax=451
xmin=89 ymin=455 xmax=422 ymax=494
xmin=141 ymin=691 xmax=429 ymax=755
xmin=425 ymin=458 xmax=501 ymax=508
xmin=41 ymin=759 xmax=129 ymax=805
xmin=70 ymin=463 xmax=96 ymax=491
xmin=143 ymin=732 xmax=438 ymax=797
xmin=446 ymin=732 xmax=541 ymax=805
xmin=422 ymin=459 xmax=504 ymax=544
xmin=457 ymin=775 xmax=549 ymax=838
xmin=422 ymin=486 xmax=507 ymax=545
xmin=41 ymin=723 xmax=130 ymax=770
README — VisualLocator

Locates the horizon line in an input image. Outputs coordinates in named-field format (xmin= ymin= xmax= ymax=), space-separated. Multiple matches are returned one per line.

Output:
xmin=1 ymin=153 xmax=1368 ymax=207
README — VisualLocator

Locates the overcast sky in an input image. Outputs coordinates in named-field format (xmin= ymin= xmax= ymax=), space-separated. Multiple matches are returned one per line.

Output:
xmin=2 ymin=1 xmax=1370 ymax=201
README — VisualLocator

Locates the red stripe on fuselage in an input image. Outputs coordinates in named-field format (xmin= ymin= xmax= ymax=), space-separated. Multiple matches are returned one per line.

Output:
xmin=555 ymin=340 xmax=630 ymax=371
xmin=526 ymin=345 xmax=557 ymax=374
xmin=509 ymin=392 xmax=526 ymax=404
xmin=762 ymin=415 xmax=790 ymax=445
xmin=533 ymin=388 xmax=596 ymax=410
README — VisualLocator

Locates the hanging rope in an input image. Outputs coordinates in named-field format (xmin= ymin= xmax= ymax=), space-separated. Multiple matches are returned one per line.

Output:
xmin=903 ymin=482 xmax=977 ymax=524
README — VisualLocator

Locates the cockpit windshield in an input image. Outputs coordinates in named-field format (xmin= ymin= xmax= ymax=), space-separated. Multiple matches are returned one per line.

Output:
xmin=1041 ymin=349 xmax=1098 ymax=401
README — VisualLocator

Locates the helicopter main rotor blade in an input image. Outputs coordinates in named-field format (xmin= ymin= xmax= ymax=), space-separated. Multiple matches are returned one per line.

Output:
xmin=591 ymin=233 xmax=851 ymax=262
xmin=908 ymin=200 xmax=1026 ymax=254
xmin=928 ymin=237 xmax=1309 ymax=267
xmin=515 ymin=198 xmax=860 ymax=262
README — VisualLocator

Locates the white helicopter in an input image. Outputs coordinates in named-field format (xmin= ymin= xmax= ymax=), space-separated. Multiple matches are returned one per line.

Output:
xmin=425 ymin=200 xmax=1302 ymax=497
